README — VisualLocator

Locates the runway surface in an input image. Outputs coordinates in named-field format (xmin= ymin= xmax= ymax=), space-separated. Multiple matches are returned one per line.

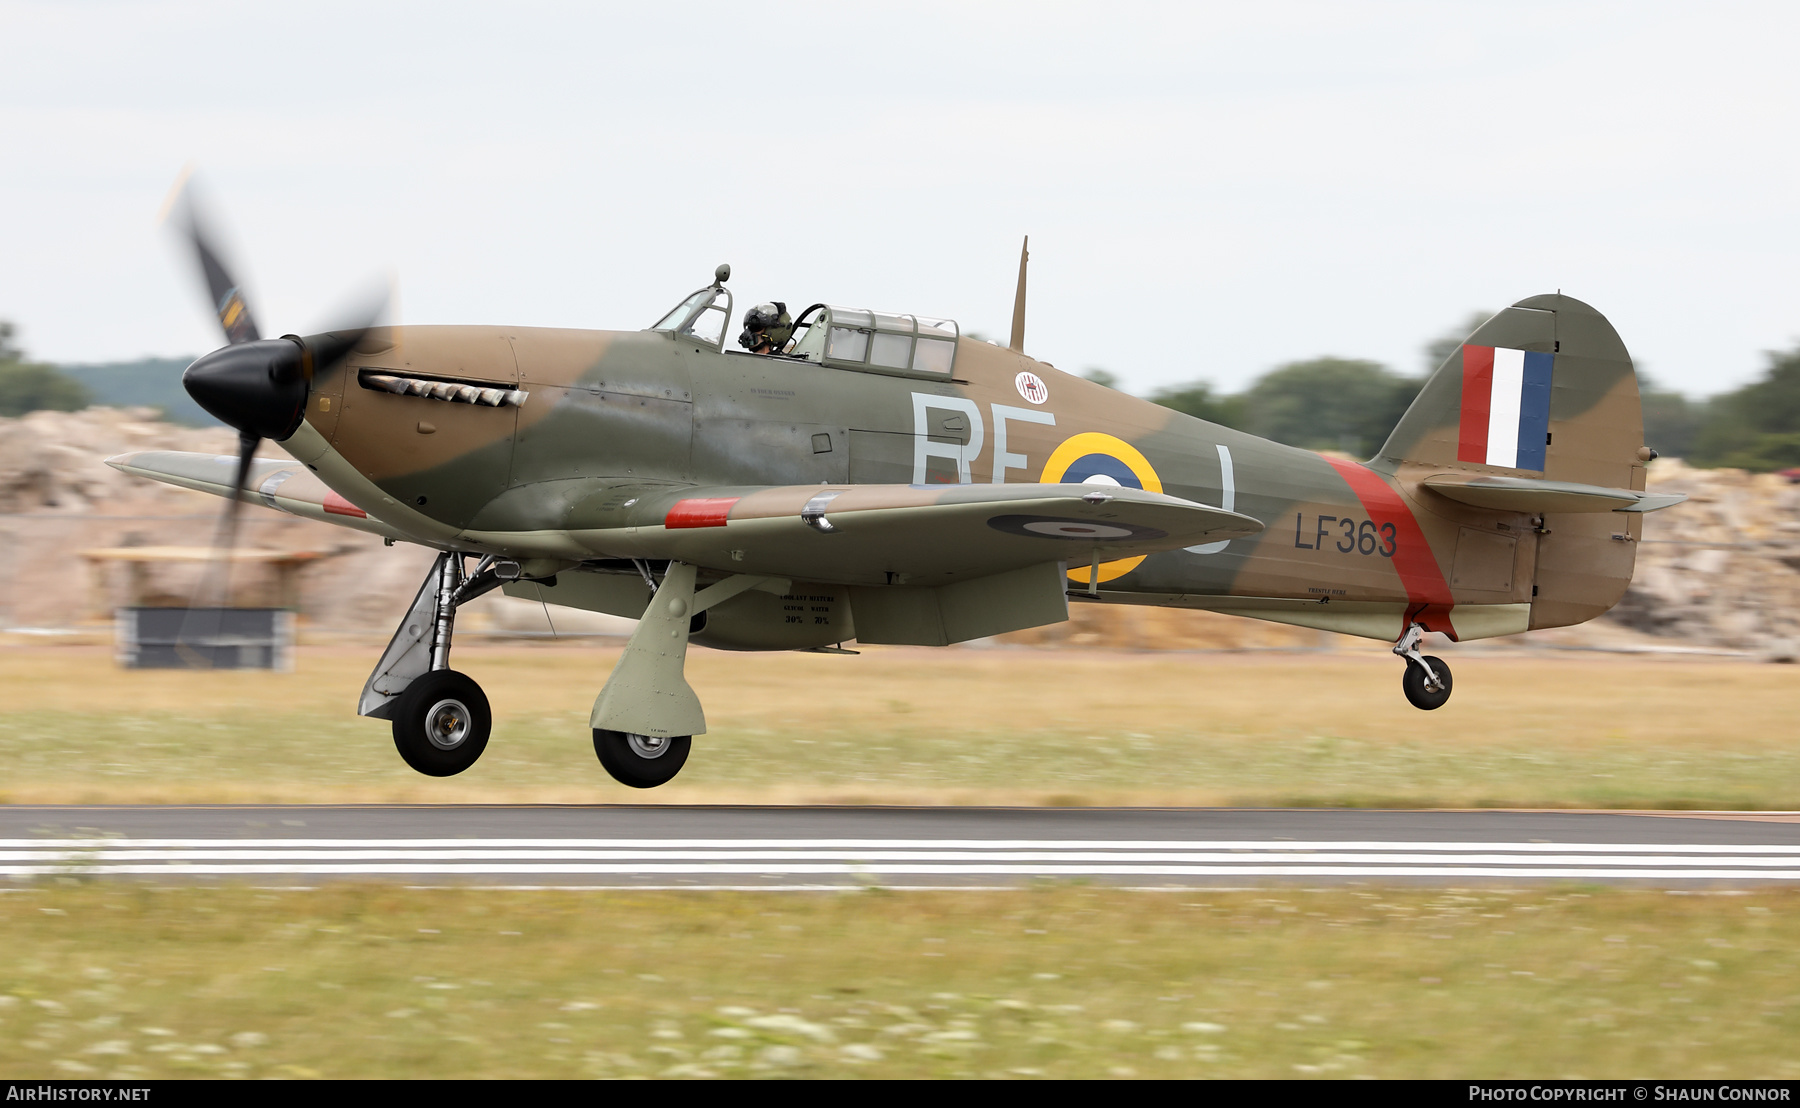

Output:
xmin=5 ymin=805 xmax=1800 ymax=888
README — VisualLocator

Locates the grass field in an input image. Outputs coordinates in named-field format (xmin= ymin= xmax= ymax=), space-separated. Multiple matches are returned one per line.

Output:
xmin=0 ymin=643 xmax=1796 ymax=808
xmin=0 ymin=884 xmax=1795 ymax=1079
xmin=3 ymin=645 xmax=1797 ymax=1081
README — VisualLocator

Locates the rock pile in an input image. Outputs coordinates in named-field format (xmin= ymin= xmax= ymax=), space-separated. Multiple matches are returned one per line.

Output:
xmin=0 ymin=406 xmax=225 ymax=515
xmin=1608 ymin=459 xmax=1800 ymax=658
xmin=0 ymin=408 xmax=436 ymax=631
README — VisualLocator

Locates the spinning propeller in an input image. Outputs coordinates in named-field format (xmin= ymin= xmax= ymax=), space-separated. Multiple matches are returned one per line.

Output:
xmin=163 ymin=174 xmax=388 ymax=659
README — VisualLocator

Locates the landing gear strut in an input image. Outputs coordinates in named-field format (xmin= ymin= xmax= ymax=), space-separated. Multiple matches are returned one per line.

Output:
xmin=1393 ymin=622 xmax=1453 ymax=711
xmin=360 ymin=552 xmax=510 ymax=776
xmin=362 ymin=554 xmax=784 ymax=787
xmin=587 ymin=562 xmax=785 ymax=789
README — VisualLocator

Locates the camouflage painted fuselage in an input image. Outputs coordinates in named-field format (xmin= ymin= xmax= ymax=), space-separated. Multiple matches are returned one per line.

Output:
xmin=277 ymin=292 xmax=1646 ymax=646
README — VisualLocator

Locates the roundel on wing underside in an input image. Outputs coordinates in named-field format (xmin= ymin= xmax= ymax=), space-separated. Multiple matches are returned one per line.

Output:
xmin=985 ymin=515 xmax=1168 ymax=542
xmin=1038 ymin=432 xmax=1164 ymax=583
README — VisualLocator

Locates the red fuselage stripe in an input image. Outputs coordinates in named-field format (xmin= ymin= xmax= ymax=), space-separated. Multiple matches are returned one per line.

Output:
xmin=1456 ymin=344 xmax=1494 ymax=464
xmin=322 ymin=491 xmax=367 ymax=518
xmin=1322 ymin=457 xmax=1457 ymax=638
xmin=664 ymin=497 xmax=739 ymax=529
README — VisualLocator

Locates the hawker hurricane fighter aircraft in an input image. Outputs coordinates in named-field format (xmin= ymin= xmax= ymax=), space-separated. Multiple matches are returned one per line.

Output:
xmin=113 ymin=199 xmax=1684 ymax=788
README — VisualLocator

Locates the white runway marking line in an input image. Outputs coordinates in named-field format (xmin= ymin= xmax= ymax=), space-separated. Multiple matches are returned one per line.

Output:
xmin=2 ymin=838 xmax=1799 ymax=881
xmin=10 ymin=839 xmax=1800 ymax=852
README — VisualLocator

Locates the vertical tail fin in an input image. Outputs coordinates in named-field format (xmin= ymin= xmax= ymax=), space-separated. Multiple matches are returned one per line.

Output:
xmin=1374 ymin=293 xmax=1643 ymax=489
xmin=1374 ymin=293 xmax=1652 ymax=631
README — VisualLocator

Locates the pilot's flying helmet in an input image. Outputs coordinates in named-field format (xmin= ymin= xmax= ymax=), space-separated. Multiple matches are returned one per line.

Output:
xmin=737 ymin=301 xmax=793 ymax=352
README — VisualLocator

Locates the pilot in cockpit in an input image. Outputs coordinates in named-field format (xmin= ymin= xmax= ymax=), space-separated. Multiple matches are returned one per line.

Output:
xmin=737 ymin=302 xmax=794 ymax=355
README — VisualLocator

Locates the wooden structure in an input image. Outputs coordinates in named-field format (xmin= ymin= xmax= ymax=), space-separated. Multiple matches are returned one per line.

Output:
xmin=78 ymin=546 xmax=332 ymax=620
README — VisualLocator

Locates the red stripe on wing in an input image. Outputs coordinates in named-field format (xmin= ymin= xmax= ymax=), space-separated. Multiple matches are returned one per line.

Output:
xmin=322 ymin=490 xmax=367 ymax=518
xmin=1456 ymin=344 xmax=1494 ymax=464
xmin=665 ymin=497 xmax=739 ymax=529
xmin=1323 ymin=457 xmax=1457 ymax=639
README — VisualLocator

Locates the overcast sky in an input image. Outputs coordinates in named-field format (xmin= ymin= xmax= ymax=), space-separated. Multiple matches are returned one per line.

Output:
xmin=4 ymin=1 xmax=1798 ymax=398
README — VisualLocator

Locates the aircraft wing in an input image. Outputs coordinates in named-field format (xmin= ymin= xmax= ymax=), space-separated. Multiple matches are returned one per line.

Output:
xmin=565 ymin=482 xmax=1264 ymax=586
xmin=109 ymin=450 xmax=1264 ymax=584
xmin=105 ymin=450 xmax=410 ymax=541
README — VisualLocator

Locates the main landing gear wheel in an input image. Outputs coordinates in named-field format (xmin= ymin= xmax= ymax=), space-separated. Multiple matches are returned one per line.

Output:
xmin=392 ymin=670 xmax=491 ymax=776
xmin=594 ymin=730 xmax=691 ymax=789
xmin=1401 ymin=656 xmax=1453 ymax=711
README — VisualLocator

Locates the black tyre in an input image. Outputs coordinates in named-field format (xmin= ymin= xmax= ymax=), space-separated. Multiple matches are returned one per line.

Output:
xmin=392 ymin=670 xmax=491 ymax=777
xmin=593 ymin=729 xmax=691 ymax=789
xmin=1401 ymin=655 xmax=1453 ymax=711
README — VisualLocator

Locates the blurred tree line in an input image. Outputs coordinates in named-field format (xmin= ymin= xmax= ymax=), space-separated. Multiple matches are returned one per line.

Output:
xmin=0 ymin=319 xmax=211 ymax=423
xmin=0 ymin=321 xmax=89 ymax=417
xmin=1087 ymin=312 xmax=1800 ymax=471
xmin=1082 ymin=310 xmax=1479 ymax=459
xmin=1647 ymin=351 xmax=1800 ymax=471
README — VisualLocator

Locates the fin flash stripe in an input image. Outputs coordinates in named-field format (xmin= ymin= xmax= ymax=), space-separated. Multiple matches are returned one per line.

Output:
xmin=1457 ymin=345 xmax=1553 ymax=471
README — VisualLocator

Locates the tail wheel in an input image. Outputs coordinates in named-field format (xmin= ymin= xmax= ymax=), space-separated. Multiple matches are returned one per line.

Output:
xmin=1401 ymin=655 xmax=1453 ymax=711
xmin=392 ymin=670 xmax=491 ymax=776
xmin=594 ymin=729 xmax=691 ymax=789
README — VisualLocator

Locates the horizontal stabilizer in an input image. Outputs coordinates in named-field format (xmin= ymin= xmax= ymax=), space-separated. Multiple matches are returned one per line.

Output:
xmin=1421 ymin=473 xmax=1686 ymax=514
xmin=105 ymin=450 xmax=408 ymax=540
xmin=560 ymin=482 xmax=1265 ymax=586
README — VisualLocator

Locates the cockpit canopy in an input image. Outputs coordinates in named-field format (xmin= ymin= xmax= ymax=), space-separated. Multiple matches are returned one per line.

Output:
xmin=651 ymin=285 xmax=732 ymax=348
xmin=796 ymin=306 xmax=959 ymax=377
xmin=651 ymin=279 xmax=959 ymax=379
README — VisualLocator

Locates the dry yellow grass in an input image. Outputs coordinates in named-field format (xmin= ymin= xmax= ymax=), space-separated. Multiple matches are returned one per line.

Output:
xmin=0 ymin=642 xmax=1796 ymax=807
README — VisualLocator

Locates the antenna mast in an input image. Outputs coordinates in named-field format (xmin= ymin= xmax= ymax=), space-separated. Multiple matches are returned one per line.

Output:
xmin=1008 ymin=236 xmax=1029 ymax=352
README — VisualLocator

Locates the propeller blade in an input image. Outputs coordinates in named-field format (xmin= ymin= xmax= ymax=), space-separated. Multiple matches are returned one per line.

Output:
xmin=192 ymin=221 xmax=260 ymax=345
xmin=164 ymin=173 xmax=261 ymax=346
xmin=174 ymin=431 xmax=262 ymax=668
xmin=213 ymin=430 xmax=261 ymax=565
xmin=300 ymin=279 xmax=392 ymax=378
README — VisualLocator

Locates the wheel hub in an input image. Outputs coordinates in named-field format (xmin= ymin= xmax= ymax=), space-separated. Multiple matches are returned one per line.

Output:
xmin=626 ymin=733 xmax=671 ymax=759
xmin=425 ymin=698 xmax=472 ymax=750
